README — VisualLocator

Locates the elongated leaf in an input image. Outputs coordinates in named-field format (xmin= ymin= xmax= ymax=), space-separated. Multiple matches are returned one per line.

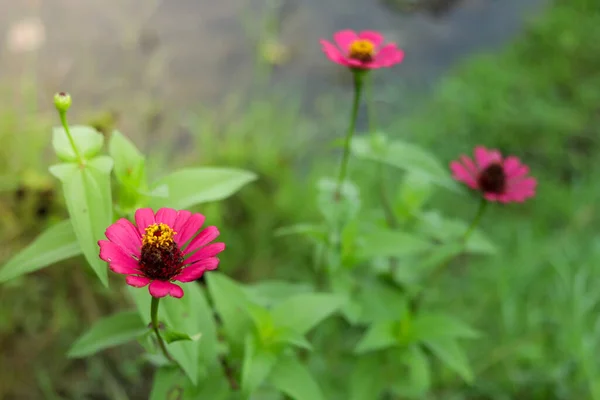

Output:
xmin=351 ymin=136 xmax=458 ymax=191
xmin=241 ymin=335 xmax=278 ymax=397
xmin=67 ymin=310 xmax=147 ymax=358
xmin=149 ymin=167 xmax=256 ymax=209
xmin=150 ymin=366 xmax=231 ymax=400
xmin=411 ymin=313 xmax=480 ymax=342
xmin=349 ymin=354 xmax=386 ymax=400
xmin=271 ymin=293 xmax=345 ymax=335
xmin=0 ymin=220 xmax=81 ymax=283
xmin=275 ymin=328 xmax=313 ymax=351
xmin=406 ymin=345 xmax=431 ymax=395
xmin=163 ymin=329 xmax=201 ymax=344
xmin=357 ymin=228 xmax=433 ymax=260
xmin=269 ymin=354 xmax=325 ymax=400
xmin=52 ymin=125 xmax=104 ymax=162
xmin=108 ymin=130 xmax=146 ymax=186
xmin=129 ymin=283 xmax=211 ymax=385
xmin=423 ymin=337 xmax=474 ymax=383
xmin=49 ymin=156 xmax=113 ymax=286
xmin=206 ymin=273 xmax=253 ymax=349
xmin=354 ymin=321 xmax=398 ymax=354
xmin=244 ymin=280 xmax=313 ymax=308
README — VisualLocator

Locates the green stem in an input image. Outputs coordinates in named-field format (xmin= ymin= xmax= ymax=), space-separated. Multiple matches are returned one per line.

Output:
xmin=365 ymin=73 xmax=377 ymax=137
xmin=335 ymin=70 xmax=365 ymax=198
xmin=58 ymin=111 xmax=84 ymax=165
xmin=462 ymin=197 xmax=488 ymax=244
xmin=151 ymin=297 xmax=172 ymax=361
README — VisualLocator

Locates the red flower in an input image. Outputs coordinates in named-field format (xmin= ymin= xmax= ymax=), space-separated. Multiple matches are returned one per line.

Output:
xmin=320 ymin=30 xmax=404 ymax=70
xmin=98 ymin=208 xmax=224 ymax=298
xmin=450 ymin=146 xmax=537 ymax=203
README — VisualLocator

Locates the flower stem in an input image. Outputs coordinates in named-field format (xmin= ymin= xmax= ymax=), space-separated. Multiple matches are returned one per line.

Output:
xmin=150 ymin=297 xmax=172 ymax=361
xmin=58 ymin=110 xmax=84 ymax=165
xmin=462 ymin=197 xmax=488 ymax=244
xmin=335 ymin=69 xmax=365 ymax=198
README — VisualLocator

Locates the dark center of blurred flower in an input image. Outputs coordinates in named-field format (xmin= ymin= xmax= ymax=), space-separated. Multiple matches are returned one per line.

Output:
xmin=478 ymin=163 xmax=506 ymax=194
xmin=138 ymin=223 xmax=184 ymax=281
xmin=348 ymin=40 xmax=375 ymax=62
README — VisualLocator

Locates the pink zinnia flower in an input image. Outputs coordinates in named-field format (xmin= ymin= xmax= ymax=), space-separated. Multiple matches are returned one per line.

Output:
xmin=320 ymin=30 xmax=404 ymax=70
xmin=99 ymin=208 xmax=224 ymax=298
xmin=450 ymin=146 xmax=537 ymax=203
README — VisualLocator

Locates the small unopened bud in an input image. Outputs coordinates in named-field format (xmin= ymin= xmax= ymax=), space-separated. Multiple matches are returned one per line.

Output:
xmin=53 ymin=92 xmax=72 ymax=113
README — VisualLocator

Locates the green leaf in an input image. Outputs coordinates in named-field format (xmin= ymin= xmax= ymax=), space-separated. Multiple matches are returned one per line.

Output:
xmin=241 ymin=335 xmax=278 ymax=397
xmin=149 ymin=167 xmax=256 ymax=209
xmin=273 ymin=224 xmax=327 ymax=242
xmin=49 ymin=156 xmax=113 ymax=286
xmin=0 ymin=220 xmax=81 ymax=283
xmin=316 ymin=178 xmax=361 ymax=227
xmin=129 ymin=283 xmax=213 ymax=385
xmin=163 ymin=329 xmax=202 ymax=344
xmin=354 ymin=321 xmax=398 ymax=354
xmin=108 ymin=130 xmax=147 ymax=188
xmin=67 ymin=310 xmax=147 ymax=358
xmin=357 ymin=228 xmax=433 ymax=260
xmin=271 ymin=293 xmax=345 ymax=335
xmin=150 ymin=366 xmax=231 ymax=400
xmin=423 ymin=337 xmax=474 ymax=383
xmin=351 ymin=135 xmax=458 ymax=191
xmin=268 ymin=354 xmax=325 ymax=400
xmin=52 ymin=125 xmax=104 ymax=162
xmin=405 ymin=345 xmax=431 ymax=395
xmin=349 ymin=354 xmax=386 ymax=400
xmin=411 ymin=313 xmax=480 ymax=341
xmin=244 ymin=280 xmax=313 ymax=308
xmin=355 ymin=279 xmax=408 ymax=324
xmin=396 ymin=171 xmax=434 ymax=218
xmin=275 ymin=328 xmax=313 ymax=351
xmin=206 ymin=273 xmax=253 ymax=348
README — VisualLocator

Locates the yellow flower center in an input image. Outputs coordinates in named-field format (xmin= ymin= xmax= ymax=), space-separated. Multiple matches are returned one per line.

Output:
xmin=348 ymin=40 xmax=375 ymax=62
xmin=142 ymin=223 xmax=177 ymax=247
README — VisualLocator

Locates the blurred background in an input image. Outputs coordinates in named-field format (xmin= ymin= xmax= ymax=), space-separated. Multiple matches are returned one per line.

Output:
xmin=1 ymin=0 xmax=599 ymax=398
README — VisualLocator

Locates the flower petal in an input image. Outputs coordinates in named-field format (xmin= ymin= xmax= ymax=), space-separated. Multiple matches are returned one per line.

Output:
xmin=333 ymin=30 xmax=358 ymax=52
xmin=126 ymin=275 xmax=151 ymax=288
xmin=450 ymin=160 xmax=478 ymax=189
xmin=474 ymin=146 xmax=493 ymax=169
xmin=372 ymin=44 xmax=404 ymax=68
xmin=105 ymin=218 xmax=141 ymax=257
xmin=99 ymin=240 xmax=140 ymax=275
xmin=186 ymin=226 xmax=220 ymax=254
xmin=135 ymin=208 xmax=155 ymax=236
xmin=155 ymin=208 xmax=178 ymax=227
xmin=149 ymin=280 xmax=184 ymax=298
xmin=358 ymin=30 xmax=383 ymax=48
xmin=320 ymin=39 xmax=349 ymax=66
xmin=185 ymin=242 xmax=225 ymax=264
xmin=176 ymin=213 xmax=206 ymax=247
xmin=173 ymin=210 xmax=192 ymax=233
xmin=175 ymin=257 xmax=220 ymax=282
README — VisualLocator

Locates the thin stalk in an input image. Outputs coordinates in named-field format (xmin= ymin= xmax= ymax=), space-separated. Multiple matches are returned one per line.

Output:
xmin=335 ymin=70 xmax=365 ymax=198
xmin=151 ymin=297 xmax=172 ymax=361
xmin=58 ymin=111 xmax=84 ymax=165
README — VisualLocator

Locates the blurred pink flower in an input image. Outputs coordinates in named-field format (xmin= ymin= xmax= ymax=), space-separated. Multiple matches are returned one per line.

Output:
xmin=450 ymin=146 xmax=537 ymax=203
xmin=320 ymin=30 xmax=404 ymax=70
xmin=99 ymin=208 xmax=224 ymax=298
xmin=6 ymin=17 xmax=45 ymax=53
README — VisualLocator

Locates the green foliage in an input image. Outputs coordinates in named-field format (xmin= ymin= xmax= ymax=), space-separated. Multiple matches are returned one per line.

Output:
xmin=0 ymin=220 xmax=80 ymax=283
xmin=67 ymin=311 xmax=148 ymax=358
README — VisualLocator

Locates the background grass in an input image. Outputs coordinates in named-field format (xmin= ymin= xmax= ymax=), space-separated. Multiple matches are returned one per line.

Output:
xmin=1 ymin=0 xmax=600 ymax=398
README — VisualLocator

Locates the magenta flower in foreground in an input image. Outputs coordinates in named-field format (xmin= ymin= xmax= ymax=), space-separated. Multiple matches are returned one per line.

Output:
xmin=320 ymin=30 xmax=404 ymax=70
xmin=450 ymin=146 xmax=537 ymax=203
xmin=99 ymin=208 xmax=224 ymax=298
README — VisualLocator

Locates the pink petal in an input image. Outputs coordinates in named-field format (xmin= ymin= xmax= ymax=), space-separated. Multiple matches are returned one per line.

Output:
xmin=504 ymin=161 xmax=529 ymax=180
xmin=148 ymin=280 xmax=184 ymax=298
xmin=175 ymin=258 xmax=220 ymax=282
xmin=487 ymin=149 xmax=503 ymax=164
xmin=460 ymin=155 xmax=479 ymax=175
xmin=372 ymin=44 xmax=404 ymax=68
xmin=474 ymin=146 xmax=492 ymax=169
xmin=155 ymin=208 xmax=178 ymax=227
xmin=105 ymin=218 xmax=141 ymax=257
xmin=126 ymin=275 xmax=151 ymax=288
xmin=450 ymin=161 xmax=478 ymax=189
xmin=185 ymin=242 xmax=225 ymax=264
xmin=99 ymin=240 xmax=140 ymax=275
xmin=333 ymin=30 xmax=358 ymax=52
xmin=320 ymin=40 xmax=350 ymax=66
xmin=483 ymin=193 xmax=500 ymax=202
xmin=135 ymin=208 xmax=155 ymax=236
xmin=358 ymin=31 xmax=383 ymax=48
xmin=503 ymin=156 xmax=522 ymax=176
xmin=175 ymin=213 xmax=206 ymax=246
xmin=186 ymin=226 xmax=220 ymax=253
xmin=173 ymin=210 xmax=192 ymax=233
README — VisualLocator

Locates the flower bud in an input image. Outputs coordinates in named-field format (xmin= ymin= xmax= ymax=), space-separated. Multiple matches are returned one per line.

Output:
xmin=53 ymin=92 xmax=72 ymax=113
